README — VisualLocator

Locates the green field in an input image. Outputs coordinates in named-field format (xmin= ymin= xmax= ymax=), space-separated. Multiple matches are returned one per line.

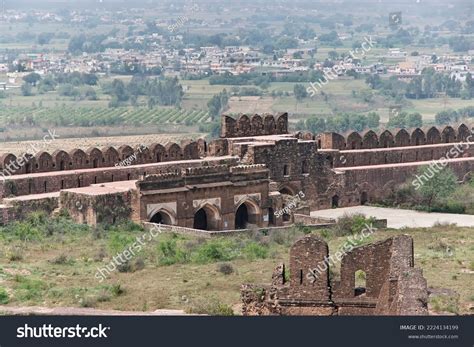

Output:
xmin=0 ymin=106 xmax=210 ymax=127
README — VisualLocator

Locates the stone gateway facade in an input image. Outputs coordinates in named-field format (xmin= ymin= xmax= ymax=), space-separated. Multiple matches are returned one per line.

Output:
xmin=241 ymin=234 xmax=429 ymax=316
xmin=0 ymin=113 xmax=474 ymax=229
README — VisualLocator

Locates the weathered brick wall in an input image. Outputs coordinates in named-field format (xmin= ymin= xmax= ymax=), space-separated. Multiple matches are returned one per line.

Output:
xmin=0 ymin=157 xmax=239 ymax=198
xmin=242 ymin=235 xmax=429 ymax=316
xmin=319 ymin=124 xmax=471 ymax=150
xmin=138 ymin=164 xmax=271 ymax=230
xmin=0 ymin=140 xmax=203 ymax=176
xmin=220 ymin=113 xmax=288 ymax=138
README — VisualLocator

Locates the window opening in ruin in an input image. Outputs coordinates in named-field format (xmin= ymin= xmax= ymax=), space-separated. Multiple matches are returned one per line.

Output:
xmin=354 ymin=269 xmax=367 ymax=296
xmin=301 ymin=160 xmax=309 ymax=174
xmin=331 ymin=195 xmax=339 ymax=208
xmin=268 ymin=208 xmax=275 ymax=226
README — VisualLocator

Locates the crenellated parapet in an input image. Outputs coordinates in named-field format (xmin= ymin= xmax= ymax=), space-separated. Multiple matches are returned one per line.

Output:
xmin=317 ymin=124 xmax=472 ymax=150
xmin=221 ymin=113 xmax=288 ymax=138
xmin=0 ymin=140 xmax=205 ymax=178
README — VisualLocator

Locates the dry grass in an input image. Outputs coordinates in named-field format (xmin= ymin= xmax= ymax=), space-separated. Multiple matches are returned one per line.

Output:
xmin=0 ymin=222 xmax=472 ymax=315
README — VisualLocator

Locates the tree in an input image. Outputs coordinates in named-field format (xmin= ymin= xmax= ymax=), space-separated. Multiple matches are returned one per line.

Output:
xmin=366 ymin=112 xmax=380 ymax=128
xmin=417 ymin=166 xmax=457 ymax=210
xmin=293 ymin=84 xmax=308 ymax=101
xmin=23 ymin=73 xmax=41 ymax=86
xmin=207 ymin=90 xmax=229 ymax=120
xmin=406 ymin=113 xmax=423 ymax=128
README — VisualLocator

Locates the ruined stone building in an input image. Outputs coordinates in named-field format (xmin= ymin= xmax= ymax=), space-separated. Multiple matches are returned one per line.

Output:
xmin=241 ymin=234 xmax=429 ymax=315
xmin=0 ymin=112 xmax=473 ymax=230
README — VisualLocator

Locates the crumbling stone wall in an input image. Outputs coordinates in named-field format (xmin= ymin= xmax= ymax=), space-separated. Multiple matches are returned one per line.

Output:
xmin=220 ymin=113 xmax=288 ymax=138
xmin=241 ymin=234 xmax=428 ymax=316
xmin=0 ymin=140 xmax=204 ymax=176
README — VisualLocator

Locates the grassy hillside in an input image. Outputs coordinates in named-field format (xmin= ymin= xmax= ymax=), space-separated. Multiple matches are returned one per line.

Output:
xmin=0 ymin=213 xmax=472 ymax=315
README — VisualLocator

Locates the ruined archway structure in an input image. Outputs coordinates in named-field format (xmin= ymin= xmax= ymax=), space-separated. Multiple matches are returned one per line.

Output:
xmin=241 ymin=235 xmax=429 ymax=316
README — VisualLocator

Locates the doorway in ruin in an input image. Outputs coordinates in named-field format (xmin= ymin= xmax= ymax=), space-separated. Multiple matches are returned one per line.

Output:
xmin=268 ymin=208 xmax=275 ymax=226
xmin=235 ymin=203 xmax=249 ymax=229
xmin=150 ymin=211 xmax=174 ymax=225
xmin=360 ymin=192 xmax=368 ymax=205
xmin=193 ymin=205 xmax=220 ymax=231
xmin=194 ymin=209 xmax=208 ymax=230
xmin=331 ymin=195 xmax=339 ymax=208
xmin=59 ymin=160 xmax=65 ymax=171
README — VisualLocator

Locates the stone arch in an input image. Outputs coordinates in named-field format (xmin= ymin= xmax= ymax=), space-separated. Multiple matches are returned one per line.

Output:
xmin=362 ymin=130 xmax=379 ymax=149
xmin=237 ymin=114 xmax=251 ymax=136
xmin=346 ymin=132 xmax=362 ymax=149
xmin=165 ymin=142 xmax=183 ymax=161
xmin=149 ymin=208 xmax=176 ymax=225
xmin=394 ymin=128 xmax=410 ymax=147
xmin=235 ymin=198 xmax=262 ymax=229
xmin=182 ymin=142 xmax=199 ymax=160
xmin=411 ymin=128 xmax=426 ymax=146
xmin=70 ymin=149 xmax=88 ymax=169
xmin=118 ymin=145 xmax=134 ymax=161
xmin=149 ymin=143 xmax=166 ymax=163
xmin=52 ymin=150 xmax=71 ymax=171
xmin=276 ymin=113 xmax=288 ymax=134
xmin=102 ymin=146 xmax=120 ymax=166
xmin=379 ymin=130 xmax=394 ymax=148
xmin=457 ymin=123 xmax=470 ymax=142
xmin=34 ymin=151 xmax=53 ymax=172
xmin=251 ymin=114 xmax=264 ymax=136
xmin=135 ymin=144 xmax=152 ymax=164
xmin=221 ymin=115 xmax=237 ymax=137
xmin=441 ymin=126 xmax=456 ymax=143
xmin=279 ymin=185 xmax=296 ymax=196
xmin=0 ymin=153 xmax=16 ymax=173
xmin=426 ymin=127 xmax=441 ymax=144
xmin=263 ymin=114 xmax=276 ymax=135
xmin=87 ymin=147 xmax=103 ymax=169
xmin=193 ymin=203 xmax=221 ymax=231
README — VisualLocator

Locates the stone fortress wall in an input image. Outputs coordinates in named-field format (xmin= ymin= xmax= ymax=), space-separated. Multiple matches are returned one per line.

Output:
xmin=1 ymin=112 xmax=473 ymax=230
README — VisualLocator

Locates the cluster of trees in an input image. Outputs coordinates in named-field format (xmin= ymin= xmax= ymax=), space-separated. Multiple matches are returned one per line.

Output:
xmin=366 ymin=69 xmax=474 ymax=100
xmin=104 ymin=76 xmax=184 ymax=108
xmin=21 ymin=72 xmax=99 ymax=98
xmin=295 ymin=112 xmax=380 ymax=133
xmin=207 ymin=90 xmax=229 ymax=120
xmin=209 ymin=71 xmax=325 ymax=86
xmin=387 ymin=112 xmax=423 ymax=129
xmin=384 ymin=167 xmax=473 ymax=214
xmin=434 ymin=106 xmax=474 ymax=125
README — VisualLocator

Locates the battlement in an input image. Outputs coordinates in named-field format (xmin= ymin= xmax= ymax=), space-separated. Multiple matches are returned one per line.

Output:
xmin=318 ymin=124 xmax=472 ymax=150
xmin=0 ymin=140 xmax=204 ymax=177
xmin=220 ymin=113 xmax=288 ymax=138
xmin=230 ymin=164 xmax=267 ymax=174
xmin=184 ymin=164 xmax=230 ymax=176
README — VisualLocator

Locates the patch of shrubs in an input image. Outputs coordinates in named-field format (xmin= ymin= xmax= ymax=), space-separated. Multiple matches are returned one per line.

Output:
xmin=217 ymin=263 xmax=234 ymax=275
